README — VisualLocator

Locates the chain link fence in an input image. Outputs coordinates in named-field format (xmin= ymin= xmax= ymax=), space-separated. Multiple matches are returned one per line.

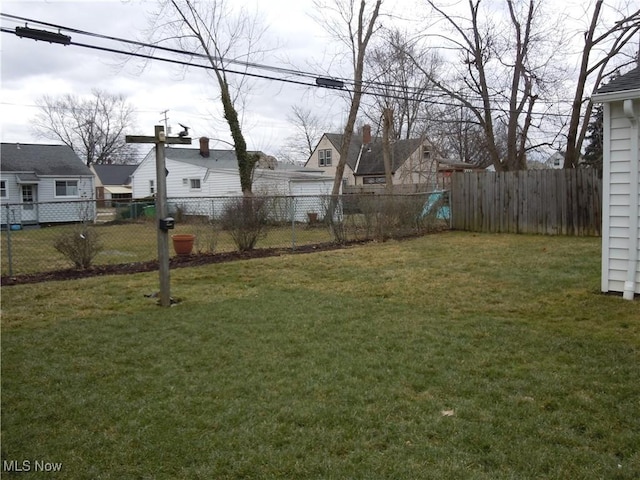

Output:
xmin=1 ymin=192 xmax=450 ymax=278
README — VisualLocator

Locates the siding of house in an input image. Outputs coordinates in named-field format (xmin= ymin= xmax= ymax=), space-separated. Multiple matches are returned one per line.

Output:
xmin=131 ymin=155 xmax=242 ymax=198
xmin=1 ymin=173 xmax=21 ymax=204
xmin=253 ymin=171 xmax=292 ymax=195
xmin=1 ymin=173 xmax=21 ymax=225
xmin=394 ymin=146 xmax=438 ymax=188
xmin=308 ymin=136 xmax=356 ymax=186
xmin=601 ymin=100 xmax=640 ymax=295
xmin=36 ymin=176 xmax=94 ymax=201
xmin=0 ymin=175 xmax=94 ymax=225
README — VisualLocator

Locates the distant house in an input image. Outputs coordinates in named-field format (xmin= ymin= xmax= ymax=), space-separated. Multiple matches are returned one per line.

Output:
xmin=436 ymin=159 xmax=485 ymax=189
xmin=90 ymin=164 xmax=136 ymax=206
xmin=592 ymin=66 xmax=640 ymax=300
xmin=131 ymin=137 xmax=333 ymax=221
xmin=545 ymin=151 xmax=564 ymax=169
xmin=306 ymin=125 xmax=466 ymax=192
xmin=0 ymin=143 xmax=95 ymax=227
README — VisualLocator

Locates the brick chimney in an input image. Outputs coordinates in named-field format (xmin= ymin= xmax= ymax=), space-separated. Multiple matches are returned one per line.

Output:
xmin=363 ymin=124 xmax=371 ymax=144
xmin=199 ymin=137 xmax=210 ymax=157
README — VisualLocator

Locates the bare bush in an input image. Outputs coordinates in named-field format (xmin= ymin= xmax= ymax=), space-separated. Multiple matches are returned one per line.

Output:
xmin=53 ymin=225 xmax=103 ymax=269
xmin=220 ymin=197 xmax=269 ymax=252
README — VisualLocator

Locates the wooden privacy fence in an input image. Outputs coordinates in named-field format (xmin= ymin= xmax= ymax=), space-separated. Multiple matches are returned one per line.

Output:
xmin=450 ymin=169 xmax=602 ymax=236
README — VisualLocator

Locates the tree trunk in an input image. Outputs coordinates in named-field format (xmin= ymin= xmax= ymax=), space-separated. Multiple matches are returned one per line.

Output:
xmin=220 ymin=83 xmax=256 ymax=196
xmin=382 ymin=108 xmax=394 ymax=193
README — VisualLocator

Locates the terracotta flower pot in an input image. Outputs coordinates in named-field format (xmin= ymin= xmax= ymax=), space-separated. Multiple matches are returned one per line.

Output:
xmin=171 ymin=234 xmax=195 ymax=256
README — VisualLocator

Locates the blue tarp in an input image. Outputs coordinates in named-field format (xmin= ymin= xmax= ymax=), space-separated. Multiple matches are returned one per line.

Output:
xmin=422 ymin=191 xmax=450 ymax=220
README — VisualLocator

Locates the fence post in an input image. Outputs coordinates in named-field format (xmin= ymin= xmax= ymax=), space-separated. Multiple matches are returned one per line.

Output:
xmin=291 ymin=196 xmax=297 ymax=250
xmin=5 ymin=204 xmax=13 ymax=277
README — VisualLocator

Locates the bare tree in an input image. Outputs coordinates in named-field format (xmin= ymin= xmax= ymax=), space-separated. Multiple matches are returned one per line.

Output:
xmin=381 ymin=107 xmax=394 ymax=192
xmin=435 ymin=103 xmax=496 ymax=167
xmin=413 ymin=0 xmax=565 ymax=171
xmin=364 ymin=28 xmax=442 ymax=141
xmin=32 ymin=89 xmax=137 ymax=166
xmin=313 ymin=0 xmax=384 ymax=195
xmin=563 ymin=0 xmax=640 ymax=168
xmin=146 ymin=0 xmax=268 ymax=195
xmin=280 ymin=105 xmax=333 ymax=164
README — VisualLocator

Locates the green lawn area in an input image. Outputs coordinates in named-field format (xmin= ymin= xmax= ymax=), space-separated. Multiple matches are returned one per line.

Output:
xmin=2 ymin=232 xmax=639 ymax=479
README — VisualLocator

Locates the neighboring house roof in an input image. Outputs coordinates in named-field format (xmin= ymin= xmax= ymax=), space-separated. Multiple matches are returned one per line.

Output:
xmin=162 ymin=146 xmax=263 ymax=170
xmin=92 ymin=164 xmax=137 ymax=186
xmin=358 ymin=138 xmax=425 ymax=175
xmin=256 ymin=167 xmax=332 ymax=182
xmin=324 ymin=133 xmax=364 ymax=171
xmin=593 ymin=66 xmax=640 ymax=101
xmin=595 ymin=66 xmax=640 ymax=94
xmin=321 ymin=133 xmax=425 ymax=175
xmin=0 ymin=143 xmax=91 ymax=176
xmin=438 ymin=159 xmax=484 ymax=171
xmin=143 ymin=146 xmax=331 ymax=180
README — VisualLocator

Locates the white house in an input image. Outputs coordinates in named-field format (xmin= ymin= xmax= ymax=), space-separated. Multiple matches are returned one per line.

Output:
xmin=131 ymin=137 xmax=334 ymax=221
xmin=0 ymin=143 xmax=95 ymax=227
xmin=544 ymin=151 xmax=564 ymax=169
xmin=592 ymin=66 xmax=640 ymax=300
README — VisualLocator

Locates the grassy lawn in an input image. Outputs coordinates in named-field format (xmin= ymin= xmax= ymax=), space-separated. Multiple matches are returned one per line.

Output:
xmin=2 ymin=232 xmax=639 ymax=479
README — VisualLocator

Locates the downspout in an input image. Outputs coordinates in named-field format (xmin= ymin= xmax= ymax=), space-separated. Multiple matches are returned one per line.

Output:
xmin=623 ymin=99 xmax=639 ymax=300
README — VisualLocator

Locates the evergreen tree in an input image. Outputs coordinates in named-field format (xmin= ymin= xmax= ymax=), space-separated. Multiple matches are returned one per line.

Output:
xmin=582 ymin=103 xmax=603 ymax=170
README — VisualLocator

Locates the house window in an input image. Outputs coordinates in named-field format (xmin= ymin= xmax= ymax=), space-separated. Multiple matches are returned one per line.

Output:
xmin=0 ymin=180 xmax=6 ymax=197
xmin=55 ymin=180 xmax=78 ymax=197
xmin=189 ymin=178 xmax=201 ymax=190
xmin=423 ymin=147 xmax=431 ymax=159
xmin=149 ymin=179 xmax=155 ymax=195
xmin=319 ymin=149 xmax=332 ymax=167
xmin=554 ymin=157 xmax=560 ymax=166
xmin=363 ymin=176 xmax=386 ymax=185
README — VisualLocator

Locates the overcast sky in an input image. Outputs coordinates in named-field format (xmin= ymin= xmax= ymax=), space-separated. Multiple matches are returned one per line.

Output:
xmin=2 ymin=0 xmax=632 ymax=164
xmin=1 ymin=0 xmax=359 ymax=161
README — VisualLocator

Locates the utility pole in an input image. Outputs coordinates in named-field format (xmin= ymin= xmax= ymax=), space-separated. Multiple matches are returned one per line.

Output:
xmin=126 ymin=125 xmax=191 ymax=307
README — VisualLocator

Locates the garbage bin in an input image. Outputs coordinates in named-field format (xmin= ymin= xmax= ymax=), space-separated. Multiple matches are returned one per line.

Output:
xmin=143 ymin=205 xmax=156 ymax=218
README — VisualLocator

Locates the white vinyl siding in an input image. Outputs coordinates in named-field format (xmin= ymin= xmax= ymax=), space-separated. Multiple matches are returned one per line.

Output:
xmin=131 ymin=154 xmax=242 ymax=199
xmin=601 ymin=100 xmax=640 ymax=295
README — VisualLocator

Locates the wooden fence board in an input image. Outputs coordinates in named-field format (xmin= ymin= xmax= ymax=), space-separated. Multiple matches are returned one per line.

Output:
xmin=450 ymin=169 xmax=601 ymax=236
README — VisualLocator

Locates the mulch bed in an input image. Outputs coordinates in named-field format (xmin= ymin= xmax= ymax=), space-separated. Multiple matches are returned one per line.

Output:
xmin=0 ymin=241 xmax=363 ymax=286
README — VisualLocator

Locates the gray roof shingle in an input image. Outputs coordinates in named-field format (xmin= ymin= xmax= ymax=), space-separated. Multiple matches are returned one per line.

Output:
xmin=323 ymin=133 xmax=424 ymax=175
xmin=92 ymin=164 xmax=137 ymax=185
xmin=0 ymin=143 xmax=92 ymax=176
xmin=595 ymin=66 xmax=640 ymax=94
xmin=161 ymin=146 xmax=265 ymax=170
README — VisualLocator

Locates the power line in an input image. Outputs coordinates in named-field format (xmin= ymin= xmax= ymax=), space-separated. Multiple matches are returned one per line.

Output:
xmin=0 ymin=12 xmax=595 ymax=128
xmin=1 ymin=12 xmax=583 ymax=108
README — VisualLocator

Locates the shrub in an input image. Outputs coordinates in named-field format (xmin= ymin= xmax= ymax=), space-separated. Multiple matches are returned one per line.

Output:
xmin=321 ymin=195 xmax=348 ymax=244
xmin=53 ymin=224 xmax=103 ymax=269
xmin=220 ymin=197 xmax=269 ymax=252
